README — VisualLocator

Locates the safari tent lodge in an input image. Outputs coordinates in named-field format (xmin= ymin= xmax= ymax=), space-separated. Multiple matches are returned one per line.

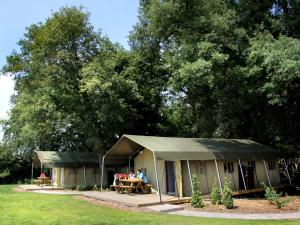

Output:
xmin=102 ymin=135 xmax=291 ymax=201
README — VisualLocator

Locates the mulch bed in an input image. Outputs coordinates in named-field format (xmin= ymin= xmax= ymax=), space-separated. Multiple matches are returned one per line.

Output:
xmin=184 ymin=196 xmax=300 ymax=214
xmin=77 ymin=195 xmax=300 ymax=214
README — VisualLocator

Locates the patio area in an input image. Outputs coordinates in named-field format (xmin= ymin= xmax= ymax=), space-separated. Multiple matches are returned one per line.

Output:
xmin=83 ymin=191 xmax=190 ymax=207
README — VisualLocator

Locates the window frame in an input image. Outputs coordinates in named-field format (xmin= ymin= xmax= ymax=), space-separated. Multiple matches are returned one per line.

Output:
xmin=224 ymin=162 xmax=234 ymax=174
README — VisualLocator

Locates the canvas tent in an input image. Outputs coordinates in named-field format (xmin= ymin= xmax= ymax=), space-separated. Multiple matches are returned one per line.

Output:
xmin=102 ymin=135 xmax=291 ymax=202
xmin=33 ymin=151 xmax=102 ymax=187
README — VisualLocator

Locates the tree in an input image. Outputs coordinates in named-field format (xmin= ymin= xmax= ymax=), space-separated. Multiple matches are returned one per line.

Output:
xmin=2 ymin=7 xmax=108 ymax=154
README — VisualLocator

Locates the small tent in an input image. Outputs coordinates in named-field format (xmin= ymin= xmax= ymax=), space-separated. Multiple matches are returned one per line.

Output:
xmin=33 ymin=151 xmax=101 ymax=187
xmin=102 ymin=135 xmax=290 ymax=201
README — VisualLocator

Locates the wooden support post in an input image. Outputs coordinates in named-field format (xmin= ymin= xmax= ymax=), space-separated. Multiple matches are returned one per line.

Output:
xmin=263 ymin=159 xmax=272 ymax=186
xmin=214 ymin=159 xmax=222 ymax=193
xmin=100 ymin=156 xmax=105 ymax=191
xmin=238 ymin=159 xmax=247 ymax=190
xmin=187 ymin=160 xmax=193 ymax=194
xmin=153 ymin=152 xmax=162 ymax=204
xmin=283 ymin=159 xmax=292 ymax=185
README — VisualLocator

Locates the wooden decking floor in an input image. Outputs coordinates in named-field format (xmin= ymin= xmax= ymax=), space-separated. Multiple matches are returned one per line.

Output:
xmin=83 ymin=191 xmax=190 ymax=207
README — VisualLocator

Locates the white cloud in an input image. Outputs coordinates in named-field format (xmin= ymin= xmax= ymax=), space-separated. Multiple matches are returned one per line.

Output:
xmin=0 ymin=73 xmax=15 ymax=119
xmin=0 ymin=73 xmax=15 ymax=140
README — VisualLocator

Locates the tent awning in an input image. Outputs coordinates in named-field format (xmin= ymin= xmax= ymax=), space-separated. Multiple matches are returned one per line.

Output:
xmin=104 ymin=135 xmax=281 ymax=161
xmin=33 ymin=151 xmax=101 ymax=168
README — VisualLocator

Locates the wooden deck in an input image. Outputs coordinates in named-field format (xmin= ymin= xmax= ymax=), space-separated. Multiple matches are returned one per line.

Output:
xmin=232 ymin=185 xmax=293 ymax=196
xmin=83 ymin=191 xmax=190 ymax=207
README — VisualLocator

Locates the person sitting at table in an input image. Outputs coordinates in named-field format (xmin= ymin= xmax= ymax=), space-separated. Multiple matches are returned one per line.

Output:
xmin=128 ymin=170 xmax=136 ymax=179
xmin=40 ymin=172 xmax=46 ymax=178
xmin=137 ymin=169 xmax=148 ymax=184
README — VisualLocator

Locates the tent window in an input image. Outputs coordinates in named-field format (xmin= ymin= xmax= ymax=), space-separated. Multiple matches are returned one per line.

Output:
xmin=268 ymin=160 xmax=276 ymax=170
xmin=195 ymin=161 xmax=205 ymax=174
xmin=247 ymin=161 xmax=256 ymax=170
xmin=224 ymin=162 xmax=234 ymax=173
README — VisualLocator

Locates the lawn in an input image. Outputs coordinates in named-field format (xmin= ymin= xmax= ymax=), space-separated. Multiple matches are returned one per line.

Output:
xmin=0 ymin=185 xmax=299 ymax=225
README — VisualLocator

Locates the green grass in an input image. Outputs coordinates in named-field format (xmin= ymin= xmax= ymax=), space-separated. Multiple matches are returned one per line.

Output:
xmin=0 ymin=185 xmax=299 ymax=225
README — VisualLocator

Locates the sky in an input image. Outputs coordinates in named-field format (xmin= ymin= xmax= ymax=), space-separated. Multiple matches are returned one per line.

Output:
xmin=0 ymin=0 xmax=140 ymax=140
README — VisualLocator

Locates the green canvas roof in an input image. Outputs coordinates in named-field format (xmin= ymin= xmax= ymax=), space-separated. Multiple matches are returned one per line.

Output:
xmin=33 ymin=151 xmax=101 ymax=168
xmin=105 ymin=135 xmax=281 ymax=160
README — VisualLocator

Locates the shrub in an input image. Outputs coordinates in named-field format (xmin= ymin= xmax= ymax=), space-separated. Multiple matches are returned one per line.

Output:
xmin=222 ymin=178 xmax=233 ymax=209
xmin=191 ymin=174 xmax=204 ymax=208
xmin=264 ymin=185 xmax=292 ymax=209
xmin=275 ymin=197 xmax=292 ymax=209
xmin=210 ymin=180 xmax=222 ymax=205
xmin=264 ymin=185 xmax=279 ymax=204
xmin=93 ymin=185 xmax=101 ymax=191
xmin=63 ymin=185 xmax=76 ymax=190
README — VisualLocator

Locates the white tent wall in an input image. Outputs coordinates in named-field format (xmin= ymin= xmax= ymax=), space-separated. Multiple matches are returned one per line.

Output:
xmin=254 ymin=160 xmax=280 ymax=187
xmin=52 ymin=167 xmax=101 ymax=187
xmin=182 ymin=160 xmax=234 ymax=196
xmin=134 ymin=148 xmax=167 ymax=194
xmin=181 ymin=160 xmax=281 ymax=196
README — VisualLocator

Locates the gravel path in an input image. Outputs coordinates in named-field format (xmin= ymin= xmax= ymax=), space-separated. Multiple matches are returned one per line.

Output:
xmin=169 ymin=210 xmax=300 ymax=220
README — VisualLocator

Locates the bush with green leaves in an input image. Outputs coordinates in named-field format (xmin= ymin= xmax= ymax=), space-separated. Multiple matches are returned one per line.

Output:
xmin=191 ymin=174 xmax=204 ymax=208
xmin=264 ymin=185 xmax=292 ymax=209
xmin=222 ymin=178 xmax=234 ymax=209
xmin=210 ymin=180 xmax=222 ymax=205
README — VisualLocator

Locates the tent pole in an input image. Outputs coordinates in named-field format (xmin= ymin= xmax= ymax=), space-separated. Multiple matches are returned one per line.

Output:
xmin=40 ymin=162 xmax=43 ymax=174
xmin=83 ymin=164 xmax=87 ymax=188
xmin=238 ymin=159 xmax=247 ymax=190
xmin=100 ymin=156 xmax=105 ymax=191
xmin=187 ymin=160 xmax=193 ymax=194
xmin=283 ymin=159 xmax=292 ymax=185
xmin=50 ymin=168 xmax=53 ymax=189
xmin=214 ymin=159 xmax=222 ymax=193
xmin=173 ymin=161 xmax=180 ymax=203
xmin=263 ymin=159 xmax=272 ymax=186
xmin=31 ymin=163 xmax=34 ymax=184
xmin=153 ymin=152 xmax=162 ymax=204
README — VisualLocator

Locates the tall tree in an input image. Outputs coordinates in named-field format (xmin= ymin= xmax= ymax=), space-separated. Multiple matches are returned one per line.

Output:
xmin=3 ymin=7 xmax=107 ymax=153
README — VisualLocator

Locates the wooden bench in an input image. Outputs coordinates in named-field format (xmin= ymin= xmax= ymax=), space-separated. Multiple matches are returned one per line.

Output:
xmin=140 ymin=184 xmax=152 ymax=194
xmin=111 ymin=185 xmax=133 ymax=194
xmin=119 ymin=185 xmax=134 ymax=194
xmin=111 ymin=185 xmax=121 ymax=193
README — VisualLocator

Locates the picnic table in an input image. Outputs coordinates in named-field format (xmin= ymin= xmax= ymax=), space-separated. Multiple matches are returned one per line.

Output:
xmin=112 ymin=178 xmax=152 ymax=194
xmin=37 ymin=176 xmax=51 ymax=185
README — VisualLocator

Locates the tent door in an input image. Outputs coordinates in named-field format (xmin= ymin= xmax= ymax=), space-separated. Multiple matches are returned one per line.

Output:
xmin=246 ymin=166 xmax=255 ymax=189
xmin=239 ymin=165 xmax=255 ymax=190
xmin=165 ymin=161 xmax=176 ymax=195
